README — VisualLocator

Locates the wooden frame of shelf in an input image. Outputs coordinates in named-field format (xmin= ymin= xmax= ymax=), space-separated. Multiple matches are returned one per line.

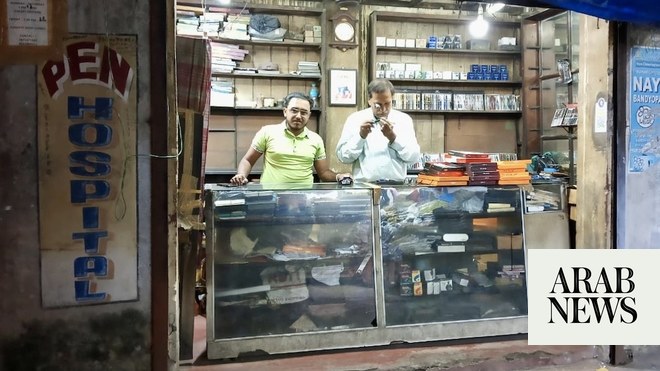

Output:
xmin=212 ymin=72 xmax=321 ymax=80
xmin=201 ymin=4 xmax=327 ymax=176
xmin=369 ymin=10 xmax=524 ymax=157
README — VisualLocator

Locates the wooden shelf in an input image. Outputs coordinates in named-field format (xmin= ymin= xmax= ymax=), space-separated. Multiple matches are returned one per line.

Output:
xmin=401 ymin=110 xmax=522 ymax=116
xmin=212 ymin=72 xmax=321 ymax=80
xmin=388 ymin=79 xmax=522 ymax=88
xmin=178 ymin=2 xmax=324 ymax=16
xmin=373 ymin=11 xmax=521 ymax=26
xmin=211 ymin=107 xmax=322 ymax=114
xmin=370 ymin=9 xmax=523 ymax=159
xmin=376 ymin=46 xmax=520 ymax=57
xmin=208 ymin=37 xmax=322 ymax=49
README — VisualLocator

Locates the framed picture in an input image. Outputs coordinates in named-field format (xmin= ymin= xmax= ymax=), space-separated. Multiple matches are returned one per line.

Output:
xmin=329 ymin=69 xmax=357 ymax=106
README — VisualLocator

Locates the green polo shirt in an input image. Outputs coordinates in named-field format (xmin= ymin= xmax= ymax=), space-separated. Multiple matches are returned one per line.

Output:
xmin=252 ymin=122 xmax=326 ymax=184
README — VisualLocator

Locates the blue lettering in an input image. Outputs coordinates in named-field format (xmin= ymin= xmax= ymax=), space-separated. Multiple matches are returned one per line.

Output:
xmin=70 ymin=151 xmax=112 ymax=176
xmin=68 ymin=123 xmax=112 ymax=147
xmin=82 ymin=206 xmax=99 ymax=228
xmin=70 ymin=180 xmax=110 ymax=203
xmin=67 ymin=96 xmax=113 ymax=120
xmin=74 ymin=281 xmax=107 ymax=301
xmin=74 ymin=256 xmax=108 ymax=277
xmin=72 ymin=231 xmax=108 ymax=253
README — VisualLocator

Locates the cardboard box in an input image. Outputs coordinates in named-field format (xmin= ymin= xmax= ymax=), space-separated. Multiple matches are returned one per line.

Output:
xmin=497 ymin=234 xmax=523 ymax=250
xmin=466 ymin=39 xmax=491 ymax=50
xmin=474 ymin=253 xmax=498 ymax=271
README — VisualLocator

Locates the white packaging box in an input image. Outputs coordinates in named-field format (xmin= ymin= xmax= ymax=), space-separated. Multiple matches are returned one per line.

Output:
xmin=376 ymin=36 xmax=387 ymax=46
xmin=389 ymin=62 xmax=405 ymax=71
xmin=451 ymin=72 xmax=460 ymax=80
xmin=442 ymin=71 xmax=453 ymax=80
xmin=211 ymin=92 xmax=235 ymax=107
xmin=405 ymin=63 xmax=421 ymax=71
xmin=386 ymin=38 xmax=396 ymax=47
xmin=405 ymin=39 xmax=415 ymax=48
xmin=416 ymin=38 xmax=427 ymax=48
xmin=395 ymin=39 xmax=406 ymax=48
xmin=440 ymin=279 xmax=452 ymax=292
xmin=460 ymin=72 xmax=468 ymax=80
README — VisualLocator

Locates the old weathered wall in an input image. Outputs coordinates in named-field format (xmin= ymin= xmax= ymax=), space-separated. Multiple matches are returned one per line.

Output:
xmin=0 ymin=0 xmax=157 ymax=369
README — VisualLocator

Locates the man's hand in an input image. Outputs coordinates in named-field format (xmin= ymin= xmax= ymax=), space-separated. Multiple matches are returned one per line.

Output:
xmin=379 ymin=118 xmax=396 ymax=143
xmin=335 ymin=173 xmax=353 ymax=184
xmin=359 ymin=120 xmax=375 ymax=139
xmin=229 ymin=174 xmax=248 ymax=185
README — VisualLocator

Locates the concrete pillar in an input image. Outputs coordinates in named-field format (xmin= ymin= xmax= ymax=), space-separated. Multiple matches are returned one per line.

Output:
xmin=576 ymin=16 xmax=614 ymax=250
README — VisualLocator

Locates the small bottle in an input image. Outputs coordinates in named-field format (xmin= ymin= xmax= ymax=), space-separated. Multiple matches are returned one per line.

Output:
xmin=309 ymin=83 xmax=319 ymax=108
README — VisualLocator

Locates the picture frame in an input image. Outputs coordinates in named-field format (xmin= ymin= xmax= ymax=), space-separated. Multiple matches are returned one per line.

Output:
xmin=329 ymin=69 xmax=357 ymax=106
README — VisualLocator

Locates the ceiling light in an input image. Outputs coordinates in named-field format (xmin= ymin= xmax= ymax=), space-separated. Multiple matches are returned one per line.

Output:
xmin=469 ymin=4 xmax=489 ymax=39
xmin=487 ymin=3 xmax=505 ymax=14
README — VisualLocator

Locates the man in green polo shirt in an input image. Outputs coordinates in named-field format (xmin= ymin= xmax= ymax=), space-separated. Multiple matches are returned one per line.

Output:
xmin=230 ymin=92 xmax=351 ymax=185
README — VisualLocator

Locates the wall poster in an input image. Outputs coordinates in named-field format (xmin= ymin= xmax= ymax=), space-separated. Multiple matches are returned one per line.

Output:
xmin=329 ymin=68 xmax=357 ymax=106
xmin=37 ymin=34 xmax=138 ymax=307
xmin=0 ymin=0 xmax=67 ymax=64
xmin=628 ymin=46 xmax=660 ymax=173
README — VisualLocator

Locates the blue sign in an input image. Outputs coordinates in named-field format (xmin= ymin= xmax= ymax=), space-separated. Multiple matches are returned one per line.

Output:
xmin=628 ymin=47 xmax=660 ymax=173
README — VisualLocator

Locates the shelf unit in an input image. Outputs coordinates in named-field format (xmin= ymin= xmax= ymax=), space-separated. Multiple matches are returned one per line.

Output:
xmin=522 ymin=10 xmax=579 ymax=185
xmin=369 ymin=11 xmax=523 ymax=156
xmin=202 ymin=5 xmax=327 ymax=175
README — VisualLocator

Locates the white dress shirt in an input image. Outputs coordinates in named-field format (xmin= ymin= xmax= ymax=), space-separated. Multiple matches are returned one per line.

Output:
xmin=335 ymin=108 xmax=421 ymax=182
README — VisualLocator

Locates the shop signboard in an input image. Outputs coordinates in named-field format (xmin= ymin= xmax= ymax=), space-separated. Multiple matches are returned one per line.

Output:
xmin=628 ymin=46 xmax=660 ymax=173
xmin=37 ymin=34 xmax=138 ymax=307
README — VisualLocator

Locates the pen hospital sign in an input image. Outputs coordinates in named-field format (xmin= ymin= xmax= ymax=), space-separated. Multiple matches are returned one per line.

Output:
xmin=37 ymin=35 xmax=138 ymax=307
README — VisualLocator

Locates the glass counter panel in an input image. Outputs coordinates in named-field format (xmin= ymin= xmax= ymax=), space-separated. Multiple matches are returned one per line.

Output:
xmin=523 ymin=182 xmax=567 ymax=213
xmin=380 ymin=185 xmax=527 ymax=326
xmin=207 ymin=184 xmax=377 ymax=339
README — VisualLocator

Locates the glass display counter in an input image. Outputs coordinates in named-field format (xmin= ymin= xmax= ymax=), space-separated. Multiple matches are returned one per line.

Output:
xmin=204 ymin=183 xmax=379 ymax=359
xmin=204 ymin=183 xmax=529 ymax=359
xmin=379 ymin=185 xmax=527 ymax=326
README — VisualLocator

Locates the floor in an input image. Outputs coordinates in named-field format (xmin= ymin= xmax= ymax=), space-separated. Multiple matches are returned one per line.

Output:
xmin=178 ymin=316 xmax=660 ymax=371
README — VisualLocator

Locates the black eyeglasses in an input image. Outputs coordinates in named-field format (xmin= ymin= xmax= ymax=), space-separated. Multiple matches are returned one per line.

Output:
xmin=288 ymin=108 xmax=311 ymax=117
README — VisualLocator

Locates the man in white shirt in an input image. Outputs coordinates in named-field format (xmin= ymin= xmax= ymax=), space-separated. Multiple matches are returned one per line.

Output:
xmin=335 ymin=79 xmax=421 ymax=183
